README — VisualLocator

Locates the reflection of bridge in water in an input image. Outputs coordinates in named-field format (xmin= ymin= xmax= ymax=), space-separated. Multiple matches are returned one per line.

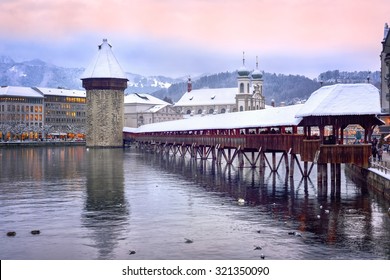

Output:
xmin=124 ymin=84 xmax=381 ymax=197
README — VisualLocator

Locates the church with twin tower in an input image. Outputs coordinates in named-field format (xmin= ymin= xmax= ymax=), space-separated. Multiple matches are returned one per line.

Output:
xmin=81 ymin=39 xmax=128 ymax=148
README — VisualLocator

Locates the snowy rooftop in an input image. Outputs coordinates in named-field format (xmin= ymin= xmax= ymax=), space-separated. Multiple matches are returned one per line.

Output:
xmin=145 ymin=104 xmax=169 ymax=113
xmin=124 ymin=93 xmax=170 ymax=105
xmin=295 ymin=83 xmax=381 ymax=117
xmin=174 ymin=88 xmax=237 ymax=107
xmin=125 ymin=104 xmax=304 ymax=133
xmin=80 ymin=39 xmax=128 ymax=80
xmin=0 ymin=86 xmax=44 ymax=98
xmin=35 ymin=87 xmax=85 ymax=98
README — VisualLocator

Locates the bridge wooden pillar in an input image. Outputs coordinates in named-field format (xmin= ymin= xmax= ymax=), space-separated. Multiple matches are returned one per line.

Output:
xmin=272 ymin=152 xmax=276 ymax=172
xmin=335 ymin=163 xmax=341 ymax=197
xmin=284 ymin=152 xmax=289 ymax=174
xmin=289 ymin=153 xmax=295 ymax=178
xmin=238 ymin=150 xmax=244 ymax=168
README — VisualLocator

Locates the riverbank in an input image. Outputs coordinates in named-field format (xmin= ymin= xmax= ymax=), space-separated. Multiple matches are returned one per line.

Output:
xmin=346 ymin=153 xmax=390 ymax=201
xmin=0 ymin=140 xmax=86 ymax=148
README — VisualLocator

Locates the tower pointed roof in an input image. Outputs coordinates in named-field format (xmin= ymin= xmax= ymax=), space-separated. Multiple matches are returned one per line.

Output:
xmin=252 ymin=56 xmax=263 ymax=80
xmin=237 ymin=51 xmax=250 ymax=77
xmin=81 ymin=39 xmax=128 ymax=80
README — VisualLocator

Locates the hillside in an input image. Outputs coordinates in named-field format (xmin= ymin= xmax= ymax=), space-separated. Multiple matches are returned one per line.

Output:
xmin=0 ymin=55 xmax=183 ymax=94
xmin=152 ymin=70 xmax=380 ymax=105
xmin=0 ymin=55 xmax=380 ymax=105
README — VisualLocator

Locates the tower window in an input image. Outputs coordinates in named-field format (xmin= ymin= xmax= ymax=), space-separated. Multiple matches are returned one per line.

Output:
xmin=240 ymin=83 xmax=244 ymax=93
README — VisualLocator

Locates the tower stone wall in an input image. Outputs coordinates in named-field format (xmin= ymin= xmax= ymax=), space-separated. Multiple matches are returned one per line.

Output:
xmin=85 ymin=89 xmax=124 ymax=147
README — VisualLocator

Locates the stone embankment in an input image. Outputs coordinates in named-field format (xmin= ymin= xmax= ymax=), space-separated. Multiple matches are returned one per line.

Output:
xmin=346 ymin=152 xmax=390 ymax=201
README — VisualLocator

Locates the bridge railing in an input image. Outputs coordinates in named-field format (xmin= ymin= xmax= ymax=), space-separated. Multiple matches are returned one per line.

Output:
xmin=127 ymin=133 xmax=306 ymax=152
xmin=125 ymin=132 xmax=371 ymax=167
xmin=318 ymin=144 xmax=371 ymax=167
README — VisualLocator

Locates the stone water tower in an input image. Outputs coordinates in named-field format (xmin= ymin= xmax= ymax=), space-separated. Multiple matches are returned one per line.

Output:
xmin=81 ymin=39 xmax=128 ymax=148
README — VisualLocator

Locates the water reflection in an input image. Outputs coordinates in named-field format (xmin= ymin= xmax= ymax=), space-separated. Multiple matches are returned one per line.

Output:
xmin=1 ymin=147 xmax=389 ymax=259
xmin=137 ymin=151 xmax=390 ymax=259
xmin=83 ymin=149 xmax=129 ymax=259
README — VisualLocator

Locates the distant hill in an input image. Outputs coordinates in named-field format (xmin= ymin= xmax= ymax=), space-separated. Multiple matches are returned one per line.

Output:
xmin=0 ymin=55 xmax=183 ymax=94
xmin=152 ymin=70 xmax=381 ymax=105
xmin=0 ymin=55 xmax=380 ymax=105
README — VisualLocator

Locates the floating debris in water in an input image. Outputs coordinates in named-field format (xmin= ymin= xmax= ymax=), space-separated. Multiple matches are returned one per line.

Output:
xmin=253 ymin=246 xmax=262 ymax=250
xmin=31 ymin=230 xmax=40 ymax=235
xmin=237 ymin=198 xmax=245 ymax=205
xmin=184 ymin=238 xmax=193 ymax=244
xmin=260 ymin=254 xmax=265 ymax=259
xmin=7 ymin=231 xmax=16 ymax=237
xmin=129 ymin=250 xmax=136 ymax=255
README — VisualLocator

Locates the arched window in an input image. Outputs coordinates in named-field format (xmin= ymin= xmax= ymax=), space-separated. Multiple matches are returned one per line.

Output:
xmin=240 ymin=106 xmax=244 ymax=111
xmin=221 ymin=108 xmax=226 ymax=113
xmin=138 ymin=116 xmax=144 ymax=126
xmin=198 ymin=109 xmax=202 ymax=114
xmin=240 ymin=83 xmax=244 ymax=93
xmin=186 ymin=109 xmax=191 ymax=115
xmin=247 ymin=84 xmax=250 ymax=93
xmin=209 ymin=108 xmax=214 ymax=114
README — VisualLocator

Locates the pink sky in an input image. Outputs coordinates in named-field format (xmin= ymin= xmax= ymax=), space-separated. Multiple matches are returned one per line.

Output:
xmin=0 ymin=0 xmax=389 ymax=78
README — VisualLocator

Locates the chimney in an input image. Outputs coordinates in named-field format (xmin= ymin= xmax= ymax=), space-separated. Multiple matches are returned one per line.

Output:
xmin=187 ymin=76 xmax=192 ymax=92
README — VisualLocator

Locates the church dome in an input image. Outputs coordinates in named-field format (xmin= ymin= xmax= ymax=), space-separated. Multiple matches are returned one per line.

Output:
xmin=251 ymin=69 xmax=263 ymax=79
xmin=238 ymin=66 xmax=250 ymax=77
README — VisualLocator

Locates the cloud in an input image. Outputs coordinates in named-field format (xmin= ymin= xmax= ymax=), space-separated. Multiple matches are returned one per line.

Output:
xmin=0 ymin=0 xmax=388 ymax=78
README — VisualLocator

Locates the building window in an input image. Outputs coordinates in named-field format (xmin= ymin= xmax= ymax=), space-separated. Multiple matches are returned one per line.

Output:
xmin=240 ymin=106 xmax=244 ymax=112
xmin=197 ymin=109 xmax=202 ymax=114
xmin=221 ymin=108 xmax=226 ymax=113
xmin=186 ymin=109 xmax=191 ymax=115
xmin=240 ymin=83 xmax=244 ymax=93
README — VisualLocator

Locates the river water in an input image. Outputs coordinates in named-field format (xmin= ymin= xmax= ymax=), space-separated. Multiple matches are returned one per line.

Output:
xmin=0 ymin=146 xmax=389 ymax=260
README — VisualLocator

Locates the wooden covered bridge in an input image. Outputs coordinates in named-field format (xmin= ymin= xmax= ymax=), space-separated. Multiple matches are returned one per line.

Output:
xmin=123 ymin=84 xmax=382 ymax=187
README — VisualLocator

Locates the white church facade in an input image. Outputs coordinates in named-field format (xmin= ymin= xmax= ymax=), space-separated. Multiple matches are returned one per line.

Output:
xmin=174 ymin=55 xmax=265 ymax=117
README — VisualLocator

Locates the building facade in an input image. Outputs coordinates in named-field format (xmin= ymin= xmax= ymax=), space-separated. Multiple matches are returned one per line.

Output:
xmin=0 ymin=86 xmax=44 ymax=139
xmin=124 ymin=93 xmax=182 ymax=128
xmin=174 ymin=55 xmax=265 ymax=117
xmin=0 ymin=86 xmax=86 ymax=140
xmin=380 ymin=22 xmax=390 ymax=134
xmin=36 ymin=87 xmax=86 ymax=135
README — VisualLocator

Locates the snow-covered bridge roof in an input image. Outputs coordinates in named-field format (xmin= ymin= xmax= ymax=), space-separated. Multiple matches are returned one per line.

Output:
xmin=124 ymin=104 xmax=304 ymax=133
xmin=295 ymin=83 xmax=380 ymax=117
xmin=124 ymin=83 xmax=381 ymax=134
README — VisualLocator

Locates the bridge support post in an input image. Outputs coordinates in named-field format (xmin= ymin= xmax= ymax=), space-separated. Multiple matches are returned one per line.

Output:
xmin=284 ymin=152 xmax=289 ymax=174
xmin=335 ymin=163 xmax=341 ymax=197
xmin=238 ymin=150 xmax=244 ymax=168
xmin=272 ymin=152 xmax=276 ymax=172
xmin=330 ymin=163 xmax=336 ymax=197
xmin=304 ymin=162 xmax=308 ymax=177
xmin=289 ymin=154 xmax=295 ymax=178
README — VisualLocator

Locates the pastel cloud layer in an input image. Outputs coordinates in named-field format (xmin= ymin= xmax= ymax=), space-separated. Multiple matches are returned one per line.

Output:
xmin=0 ymin=0 xmax=389 ymax=78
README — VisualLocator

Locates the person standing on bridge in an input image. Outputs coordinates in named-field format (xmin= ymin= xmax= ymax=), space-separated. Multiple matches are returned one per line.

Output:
xmin=371 ymin=137 xmax=378 ymax=162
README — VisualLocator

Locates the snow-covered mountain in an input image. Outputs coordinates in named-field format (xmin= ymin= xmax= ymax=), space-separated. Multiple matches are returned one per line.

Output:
xmin=0 ymin=55 xmax=184 ymax=93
